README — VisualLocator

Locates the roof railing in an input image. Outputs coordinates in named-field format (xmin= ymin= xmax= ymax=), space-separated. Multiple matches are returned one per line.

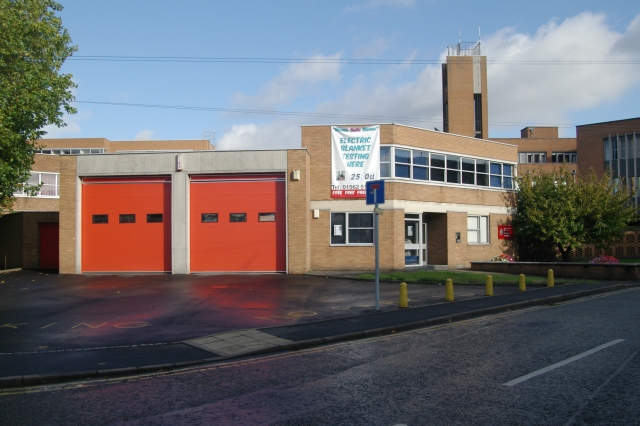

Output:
xmin=447 ymin=41 xmax=481 ymax=56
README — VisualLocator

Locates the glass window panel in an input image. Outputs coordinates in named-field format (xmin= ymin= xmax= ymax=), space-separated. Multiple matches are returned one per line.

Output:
xmin=41 ymin=173 xmax=56 ymax=185
xmin=604 ymin=139 xmax=610 ymax=161
xmin=258 ymin=213 xmax=276 ymax=222
xmin=447 ymin=169 xmax=460 ymax=183
xmin=503 ymin=177 xmax=514 ymax=189
xmin=490 ymin=175 xmax=502 ymax=187
xmin=405 ymin=221 xmax=419 ymax=244
xmin=477 ymin=173 xmax=489 ymax=186
xmin=503 ymin=164 xmax=513 ymax=177
xmin=412 ymin=150 xmax=428 ymax=166
xmin=40 ymin=185 xmax=56 ymax=196
xmin=147 ymin=214 xmax=164 ymax=223
xmin=331 ymin=213 xmax=345 ymax=245
xmin=413 ymin=166 xmax=428 ymax=180
xmin=462 ymin=171 xmax=475 ymax=185
xmin=380 ymin=147 xmax=391 ymax=162
xmin=490 ymin=163 xmax=502 ymax=175
xmin=119 ymin=214 xmax=135 ymax=223
xmin=479 ymin=216 xmax=488 ymax=243
xmin=431 ymin=154 xmax=445 ymax=168
xmin=462 ymin=158 xmax=475 ymax=171
xmin=621 ymin=138 xmax=626 ymax=159
xmin=349 ymin=229 xmax=373 ymax=244
xmin=349 ymin=213 xmax=373 ymax=228
xmin=380 ymin=163 xmax=391 ymax=178
xmin=27 ymin=174 xmax=39 ymax=185
xmin=201 ymin=213 xmax=218 ymax=223
xmin=519 ymin=153 xmax=526 ymax=163
xmin=446 ymin=156 xmax=460 ymax=170
xmin=613 ymin=139 xmax=618 ymax=160
xmin=431 ymin=168 xmax=445 ymax=182
xmin=395 ymin=164 xmax=410 ymax=178
xmin=468 ymin=230 xmax=478 ymax=244
xmin=395 ymin=149 xmax=411 ymax=164
xmin=229 ymin=213 xmax=246 ymax=222
xmin=476 ymin=160 xmax=488 ymax=173
xmin=92 ymin=214 xmax=108 ymax=224
xmin=467 ymin=216 xmax=478 ymax=229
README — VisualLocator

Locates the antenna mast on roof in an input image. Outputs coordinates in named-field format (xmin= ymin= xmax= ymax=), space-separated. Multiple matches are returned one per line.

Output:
xmin=203 ymin=131 xmax=216 ymax=149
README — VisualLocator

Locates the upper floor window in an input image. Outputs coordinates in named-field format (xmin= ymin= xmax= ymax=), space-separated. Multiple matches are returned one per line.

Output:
xmin=36 ymin=148 xmax=105 ymax=155
xmin=518 ymin=152 xmax=546 ymax=163
xmin=14 ymin=172 xmax=59 ymax=198
xmin=551 ymin=152 xmax=577 ymax=164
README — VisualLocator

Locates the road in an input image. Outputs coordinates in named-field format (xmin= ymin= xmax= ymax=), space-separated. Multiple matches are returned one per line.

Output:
xmin=1 ymin=287 xmax=639 ymax=425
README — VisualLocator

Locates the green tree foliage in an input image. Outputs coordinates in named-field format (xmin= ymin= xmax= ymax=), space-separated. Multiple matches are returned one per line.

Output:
xmin=513 ymin=167 xmax=637 ymax=262
xmin=0 ymin=0 xmax=76 ymax=212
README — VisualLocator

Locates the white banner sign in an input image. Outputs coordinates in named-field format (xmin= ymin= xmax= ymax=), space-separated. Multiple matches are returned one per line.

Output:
xmin=331 ymin=125 xmax=380 ymax=198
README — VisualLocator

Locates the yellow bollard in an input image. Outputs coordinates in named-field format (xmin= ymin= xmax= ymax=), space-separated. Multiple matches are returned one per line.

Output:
xmin=445 ymin=278 xmax=454 ymax=302
xmin=486 ymin=275 xmax=493 ymax=296
xmin=399 ymin=282 xmax=408 ymax=308
xmin=519 ymin=274 xmax=526 ymax=291
xmin=547 ymin=269 xmax=554 ymax=287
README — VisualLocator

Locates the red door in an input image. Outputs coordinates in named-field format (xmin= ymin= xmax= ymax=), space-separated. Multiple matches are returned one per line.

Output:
xmin=39 ymin=222 xmax=59 ymax=270
xmin=190 ymin=174 xmax=286 ymax=272
xmin=82 ymin=176 xmax=171 ymax=272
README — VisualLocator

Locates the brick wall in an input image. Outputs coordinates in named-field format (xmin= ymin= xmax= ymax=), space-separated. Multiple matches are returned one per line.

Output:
xmin=577 ymin=117 xmax=640 ymax=179
xmin=287 ymin=150 xmax=311 ymax=273
xmin=520 ymin=127 xmax=559 ymax=139
xmin=59 ymin=157 xmax=78 ymax=274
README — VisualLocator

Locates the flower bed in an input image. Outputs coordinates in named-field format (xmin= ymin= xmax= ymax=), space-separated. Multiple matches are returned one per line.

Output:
xmin=490 ymin=254 xmax=514 ymax=262
xmin=589 ymin=255 xmax=619 ymax=264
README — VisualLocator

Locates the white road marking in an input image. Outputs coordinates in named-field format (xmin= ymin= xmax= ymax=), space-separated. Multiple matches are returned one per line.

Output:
xmin=503 ymin=339 xmax=625 ymax=386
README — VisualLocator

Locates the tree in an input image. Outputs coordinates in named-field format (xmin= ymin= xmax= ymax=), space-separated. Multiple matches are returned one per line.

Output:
xmin=513 ymin=166 xmax=637 ymax=262
xmin=0 ymin=0 xmax=76 ymax=212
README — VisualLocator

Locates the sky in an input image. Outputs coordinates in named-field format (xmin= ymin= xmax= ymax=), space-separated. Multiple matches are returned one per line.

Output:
xmin=44 ymin=0 xmax=640 ymax=150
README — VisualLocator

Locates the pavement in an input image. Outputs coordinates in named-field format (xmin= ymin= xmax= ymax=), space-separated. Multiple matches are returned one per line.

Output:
xmin=0 ymin=269 xmax=635 ymax=389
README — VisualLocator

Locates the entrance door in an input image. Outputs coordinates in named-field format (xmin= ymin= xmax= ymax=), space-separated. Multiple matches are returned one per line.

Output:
xmin=405 ymin=214 xmax=421 ymax=266
xmin=39 ymin=222 xmax=59 ymax=270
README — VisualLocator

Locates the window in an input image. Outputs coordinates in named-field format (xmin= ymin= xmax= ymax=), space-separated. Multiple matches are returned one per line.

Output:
xmin=604 ymin=138 xmax=611 ymax=161
xmin=476 ymin=160 xmax=489 ymax=186
xmin=330 ymin=212 xmax=374 ymax=245
xmin=201 ymin=213 xmax=218 ymax=223
xmin=395 ymin=149 xmax=411 ymax=178
xmin=14 ymin=172 xmax=59 ymax=197
xmin=490 ymin=163 xmax=502 ymax=188
xmin=258 ymin=213 xmax=276 ymax=222
xmin=380 ymin=147 xmax=391 ymax=178
xmin=412 ymin=150 xmax=428 ymax=180
xmin=430 ymin=154 xmax=445 ymax=182
xmin=446 ymin=155 xmax=460 ymax=184
xmin=503 ymin=164 xmax=514 ymax=189
xmin=36 ymin=148 xmax=105 ymax=155
xmin=551 ymin=152 xmax=577 ymax=164
xmin=461 ymin=158 xmax=475 ymax=185
xmin=518 ymin=152 xmax=546 ymax=163
xmin=147 ymin=214 xmax=163 ymax=223
xmin=92 ymin=214 xmax=108 ymax=224
xmin=468 ymin=215 xmax=489 ymax=244
xmin=119 ymin=214 xmax=135 ymax=223
xmin=229 ymin=213 xmax=246 ymax=222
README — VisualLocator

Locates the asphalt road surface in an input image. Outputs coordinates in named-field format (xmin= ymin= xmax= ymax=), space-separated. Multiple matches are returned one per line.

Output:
xmin=1 ymin=286 xmax=639 ymax=425
xmin=0 ymin=270 xmax=519 ymax=353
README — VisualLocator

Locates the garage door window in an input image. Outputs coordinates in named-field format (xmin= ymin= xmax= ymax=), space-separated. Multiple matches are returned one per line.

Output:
xmin=147 ymin=214 xmax=163 ymax=223
xmin=230 ymin=213 xmax=247 ymax=222
xmin=92 ymin=214 xmax=108 ymax=224
xmin=119 ymin=214 xmax=135 ymax=223
xmin=201 ymin=213 xmax=218 ymax=223
xmin=258 ymin=213 xmax=276 ymax=222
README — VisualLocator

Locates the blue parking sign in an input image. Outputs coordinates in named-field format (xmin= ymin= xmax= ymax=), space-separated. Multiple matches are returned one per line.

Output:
xmin=365 ymin=180 xmax=385 ymax=205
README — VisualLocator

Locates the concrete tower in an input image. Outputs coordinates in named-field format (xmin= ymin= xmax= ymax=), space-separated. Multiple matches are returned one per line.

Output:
xmin=442 ymin=41 xmax=488 ymax=139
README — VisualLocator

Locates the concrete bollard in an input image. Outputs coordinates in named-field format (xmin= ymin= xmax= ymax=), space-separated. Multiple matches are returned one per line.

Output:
xmin=519 ymin=274 xmax=526 ymax=292
xmin=486 ymin=275 xmax=493 ymax=296
xmin=445 ymin=278 xmax=454 ymax=302
xmin=399 ymin=282 xmax=408 ymax=308
xmin=547 ymin=269 xmax=554 ymax=287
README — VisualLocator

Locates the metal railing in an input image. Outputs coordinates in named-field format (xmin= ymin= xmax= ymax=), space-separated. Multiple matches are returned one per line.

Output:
xmin=447 ymin=42 xmax=481 ymax=56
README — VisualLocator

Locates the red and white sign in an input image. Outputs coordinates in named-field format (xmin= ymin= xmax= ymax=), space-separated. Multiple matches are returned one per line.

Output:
xmin=498 ymin=225 xmax=514 ymax=240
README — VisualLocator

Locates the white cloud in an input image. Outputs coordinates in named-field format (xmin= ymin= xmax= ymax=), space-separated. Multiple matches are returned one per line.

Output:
xmin=484 ymin=12 xmax=640 ymax=133
xmin=42 ymin=110 xmax=91 ymax=138
xmin=218 ymin=12 xmax=640 ymax=149
xmin=134 ymin=130 xmax=155 ymax=140
xmin=232 ymin=53 xmax=344 ymax=110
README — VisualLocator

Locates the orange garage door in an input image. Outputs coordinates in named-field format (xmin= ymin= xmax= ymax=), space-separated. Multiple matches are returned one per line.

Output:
xmin=190 ymin=174 xmax=286 ymax=272
xmin=82 ymin=176 xmax=171 ymax=272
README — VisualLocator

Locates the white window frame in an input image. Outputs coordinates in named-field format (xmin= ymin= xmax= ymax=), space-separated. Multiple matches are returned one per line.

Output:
xmin=467 ymin=215 xmax=489 ymax=244
xmin=14 ymin=172 xmax=60 ymax=198
xmin=330 ymin=212 xmax=374 ymax=246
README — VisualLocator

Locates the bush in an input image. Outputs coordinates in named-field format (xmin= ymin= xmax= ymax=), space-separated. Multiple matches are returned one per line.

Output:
xmin=490 ymin=254 xmax=514 ymax=262
xmin=589 ymin=255 xmax=619 ymax=264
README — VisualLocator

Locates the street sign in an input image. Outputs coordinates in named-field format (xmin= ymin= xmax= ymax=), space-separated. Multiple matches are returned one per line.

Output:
xmin=365 ymin=180 xmax=385 ymax=205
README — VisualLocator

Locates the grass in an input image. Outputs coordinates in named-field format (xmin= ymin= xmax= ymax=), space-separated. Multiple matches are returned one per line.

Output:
xmin=357 ymin=270 xmax=598 ymax=285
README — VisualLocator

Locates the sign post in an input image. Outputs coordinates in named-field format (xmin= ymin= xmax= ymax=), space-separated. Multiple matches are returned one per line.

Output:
xmin=366 ymin=180 xmax=385 ymax=311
